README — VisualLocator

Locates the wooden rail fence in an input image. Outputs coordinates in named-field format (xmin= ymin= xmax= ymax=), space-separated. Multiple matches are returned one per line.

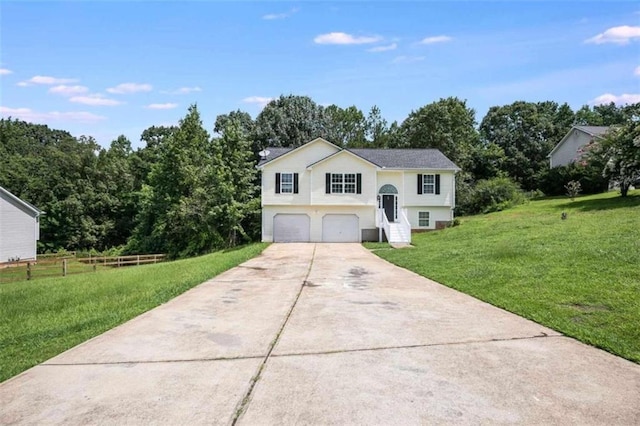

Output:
xmin=0 ymin=254 xmax=166 ymax=283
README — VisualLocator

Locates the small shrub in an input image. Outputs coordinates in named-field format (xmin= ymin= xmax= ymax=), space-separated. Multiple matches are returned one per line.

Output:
xmin=456 ymin=176 xmax=526 ymax=215
xmin=565 ymin=180 xmax=582 ymax=201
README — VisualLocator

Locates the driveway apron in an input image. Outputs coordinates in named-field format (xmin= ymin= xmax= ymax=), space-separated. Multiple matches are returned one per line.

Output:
xmin=1 ymin=243 xmax=639 ymax=425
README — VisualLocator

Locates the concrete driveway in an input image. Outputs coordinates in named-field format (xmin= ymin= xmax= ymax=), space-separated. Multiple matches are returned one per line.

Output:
xmin=1 ymin=243 xmax=639 ymax=425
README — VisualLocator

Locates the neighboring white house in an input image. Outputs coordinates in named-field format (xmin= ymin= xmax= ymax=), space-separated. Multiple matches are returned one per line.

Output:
xmin=0 ymin=186 xmax=43 ymax=263
xmin=549 ymin=125 xmax=610 ymax=168
xmin=258 ymin=138 xmax=460 ymax=243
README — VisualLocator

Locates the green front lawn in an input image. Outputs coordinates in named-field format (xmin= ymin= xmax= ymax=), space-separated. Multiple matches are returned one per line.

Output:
xmin=367 ymin=190 xmax=640 ymax=362
xmin=0 ymin=243 xmax=268 ymax=382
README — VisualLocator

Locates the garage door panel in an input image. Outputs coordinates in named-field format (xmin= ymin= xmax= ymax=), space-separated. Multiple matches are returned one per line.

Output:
xmin=274 ymin=214 xmax=310 ymax=242
xmin=322 ymin=214 xmax=359 ymax=243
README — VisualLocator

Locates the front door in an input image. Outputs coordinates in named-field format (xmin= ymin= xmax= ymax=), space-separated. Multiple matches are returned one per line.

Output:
xmin=382 ymin=194 xmax=395 ymax=222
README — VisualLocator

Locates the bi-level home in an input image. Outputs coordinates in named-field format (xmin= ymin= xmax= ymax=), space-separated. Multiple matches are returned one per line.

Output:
xmin=0 ymin=186 xmax=43 ymax=263
xmin=258 ymin=138 xmax=459 ymax=243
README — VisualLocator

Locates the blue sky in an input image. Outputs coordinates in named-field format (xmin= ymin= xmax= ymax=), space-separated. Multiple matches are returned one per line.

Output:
xmin=1 ymin=1 xmax=639 ymax=148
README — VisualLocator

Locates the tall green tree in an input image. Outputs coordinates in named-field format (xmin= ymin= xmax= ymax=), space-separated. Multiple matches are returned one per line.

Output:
xmin=323 ymin=105 xmax=367 ymax=147
xmin=128 ymin=105 xmax=214 ymax=257
xmin=210 ymin=119 xmax=259 ymax=246
xmin=479 ymin=101 xmax=572 ymax=190
xmin=365 ymin=105 xmax=390 ymax=147
xmin=586 ymin=103 xmax=640 ymax=197
xmin=397 ymin=97 xmax=480 ymax=171
xmin=254 ymin=95 xmax=327 ymax=148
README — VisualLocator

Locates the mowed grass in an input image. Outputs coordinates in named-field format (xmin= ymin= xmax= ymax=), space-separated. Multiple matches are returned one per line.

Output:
xmin=367 ymin=190 xmax=640 ymax=362
xmin=0 ymin=243 xmax=268 ymax=382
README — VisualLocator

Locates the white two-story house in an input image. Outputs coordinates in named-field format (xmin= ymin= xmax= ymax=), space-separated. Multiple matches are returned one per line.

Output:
xmin=258 ymin=138 xmax=460 ymax=243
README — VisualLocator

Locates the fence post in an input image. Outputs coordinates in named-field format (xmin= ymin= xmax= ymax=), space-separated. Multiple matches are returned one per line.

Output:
xmin=27 ymin=262 xmax=31 ymax=281
xmin=93 ymin=260 xmax=97 ymax=272
xmin=62 ymin=259 xmax=67 ymax=277
xmin=137 ymin=255 xmax=140 ymax=266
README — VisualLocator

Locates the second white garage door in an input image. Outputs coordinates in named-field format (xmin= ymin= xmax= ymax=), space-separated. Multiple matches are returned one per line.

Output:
xmin=273 ymin=214 xmax=310 ymax=242
xmin=322 ymin=214 xmax=359 ymax=242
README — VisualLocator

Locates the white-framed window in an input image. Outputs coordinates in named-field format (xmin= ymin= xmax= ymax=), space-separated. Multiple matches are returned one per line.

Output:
xmin=344 ymin=173 xmax=356 ymax=193
xmin=418 ymin=211 xmax=430 ymax=227
xmin=331 ymin=173 xmax=356 ymax=194
xmin=331 ymin=173 xmax=343 ymax=193
xmin=423 ymin=174 xmax=435 ymax=194
xmin=280 ymin=172 xmax=293 ymax=193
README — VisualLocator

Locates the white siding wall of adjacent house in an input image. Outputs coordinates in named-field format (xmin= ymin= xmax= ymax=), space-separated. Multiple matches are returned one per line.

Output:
xmin=262 ymin=205 xmax=375 ymax=242
xmin=262 ymin=141 xmax=339 ymax=206
xmin=403 ymin=171 xmax=455 ymax=207
xmin=550 ymin=130 xmax=592 ymax=168
xmin=310 ymin=152 xmax=377 ymax=205
xmin=0 ymin=193 xmax=38 ymax=262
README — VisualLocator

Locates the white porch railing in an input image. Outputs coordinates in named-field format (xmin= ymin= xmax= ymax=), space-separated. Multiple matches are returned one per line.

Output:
xmin=399 ymin=209 xmax=412 ymax=244
xmin=376 ymin=208 xmax=391 ymax=243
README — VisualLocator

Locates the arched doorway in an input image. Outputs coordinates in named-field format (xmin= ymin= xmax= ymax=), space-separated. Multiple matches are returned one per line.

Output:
xmin=379 ymin=184 xmax=398 ymax=222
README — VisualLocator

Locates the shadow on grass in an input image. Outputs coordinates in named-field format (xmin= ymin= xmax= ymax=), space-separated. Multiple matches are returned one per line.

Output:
xmin=556 ymin=193 xmax=640 ymax=212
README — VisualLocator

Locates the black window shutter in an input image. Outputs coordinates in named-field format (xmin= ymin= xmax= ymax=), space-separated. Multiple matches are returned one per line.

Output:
xmin=417 ymin=174 xmax=423 ymax=194
xmin=325 ymin=173 xmax=331 ymax=194
xmin=356 ymin=173 xmax=362 ymax=194
xmin=293 ymin=173 xmax=299 ymax=194
xmin=435 ymin=174 xmax=441 ymax=195
xmin=275 ymin=173 xmax=281 ymax=194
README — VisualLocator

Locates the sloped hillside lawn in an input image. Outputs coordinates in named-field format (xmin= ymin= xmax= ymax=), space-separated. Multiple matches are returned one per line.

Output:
xmin=0 ymin=243 xmax=269 ymax=383
xmin=368 ymin=190 xmax=640 ymax=363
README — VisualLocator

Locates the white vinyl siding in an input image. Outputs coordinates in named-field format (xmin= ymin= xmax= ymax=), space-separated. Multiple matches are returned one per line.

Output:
xmin=0 ymin=192 xmax=39 ymax=262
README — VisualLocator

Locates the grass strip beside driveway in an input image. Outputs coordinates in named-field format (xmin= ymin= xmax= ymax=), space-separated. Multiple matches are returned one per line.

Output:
xmin=0 ymin=243 xmax=269 ymax=383
xmin=367 ymin=191 xmax=640 ymax=363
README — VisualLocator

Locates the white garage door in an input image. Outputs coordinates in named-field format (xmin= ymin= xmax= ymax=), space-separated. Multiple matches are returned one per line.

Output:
xmin=322 ymin=214 xmax=359 ymax=242
xmin=273 ymin=214 xmax=310 ymax=242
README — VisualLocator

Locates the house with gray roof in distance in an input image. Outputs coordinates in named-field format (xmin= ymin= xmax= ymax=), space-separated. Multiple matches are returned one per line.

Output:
xmin=0 ymin=186 xmax=43 ymax=263
xmin=549 ymin=125 xmax=610 ymax=168
xmin=257 ymin=138 xmax=460 ymax=244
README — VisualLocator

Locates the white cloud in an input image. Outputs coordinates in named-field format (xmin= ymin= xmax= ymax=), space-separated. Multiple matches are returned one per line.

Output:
xmin=314 ymin=32 xmax=382 ymax=45
xmin=367 ymin=43 xmax=397 ymax=52
xmin=18 ymin=75 xmax=78 ymax=86
xmin=392 ymin=55 xmax=425 ymax=64
xmin=634 ymin=66 xmax=640 ymax=76
xmin=0 ymin=106 xmax=106 ymax=123
xmin=106 ymin=82 xmax=153 ymax=94
xmin=590 ymin=93 xmax=640 ymax=105
xmin=70 ymin=94 xmax=122 ymax=106
xmin=420 ymin=35 xmax=453 ymax=44
xmin=243 ymin=96 xmax=274 ymax=108
xmin=585 ymin=25 xmax=640 ymax=45
xmin=49 ymin=85 xmax=89 ymax=96
xmin=161 ymin=86 xmax=202 ymax=95
xmin=146 ymin=103 xmax=178 ymax=110
xmin=263 ymin=8 xmax=298 ymax=20
xmin=0 ymin=68 xmax=12 ymax=75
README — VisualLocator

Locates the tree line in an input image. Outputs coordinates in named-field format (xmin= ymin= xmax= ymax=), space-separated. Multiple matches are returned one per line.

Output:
xmin=1 ymin=95 xmax=637 ymax=257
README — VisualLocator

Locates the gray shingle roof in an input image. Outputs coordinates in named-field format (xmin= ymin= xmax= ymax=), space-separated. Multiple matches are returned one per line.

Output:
xmin=575 ymin=126 xmax=610 ymax=137
xmin=257 ymin=147 xmax=293 ymax=166
xmin=258 ymin=146 xmax=460 ymax=170
xmin=350 ymin=148 xmax=459 ymax=170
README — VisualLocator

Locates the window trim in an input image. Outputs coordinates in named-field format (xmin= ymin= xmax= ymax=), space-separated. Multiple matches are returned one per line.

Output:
xmin=418 ymin=211 xmax=430 ymax=227
xmin=422 ymin=174 xmax=435 ymax=194
xmin=280 ymin=172 xmax=294 ymax=194
xmin=330 ymin=173 xmax=356 ymax=194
